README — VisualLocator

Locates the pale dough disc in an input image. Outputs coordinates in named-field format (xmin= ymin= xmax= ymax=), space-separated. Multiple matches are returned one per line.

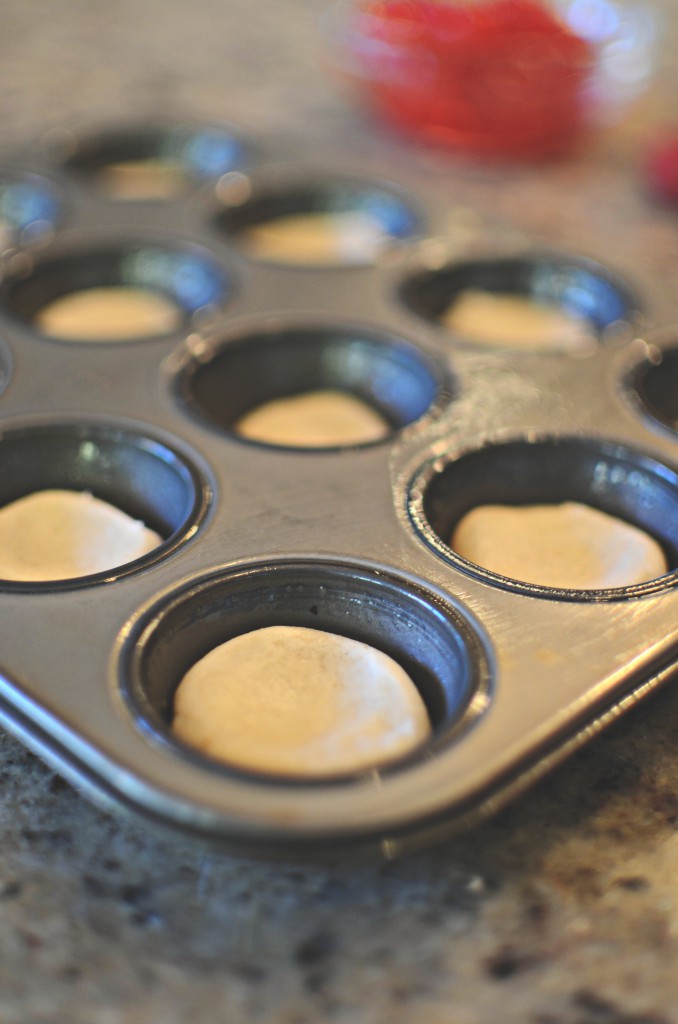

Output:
xmin=240 ymin=211 xmax=388 ymax=265
xmin=0 ymin=489 xmax=163 ymax=581
xmin=172 ymin=625 xmax=431 ymax=776
xmin=96 ymin=160 xmax=189 ymax=200
xmin=442 ymin=290 xmax=594 ymax=352
xmin=36 ymin=286 xmax=180 ymax=341
xmin=235 ymin=389 xmax=390 ymax=447
xmin=451 ymin=501 xmax=668 ymax=590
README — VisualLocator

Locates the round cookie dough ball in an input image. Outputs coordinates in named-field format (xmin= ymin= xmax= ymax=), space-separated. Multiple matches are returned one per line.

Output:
xmin=35 ymin=286 xmax=180 ymax=341
xmin=451 ymin=501 xmax=668 ymax=590
xmin=240 ymin=211 xmax=388 ymax=265
xmin=0 ymin=489 xmax=163 ymax=581
xmin=172 ymin=625 xmax=431 ymax=776
xmin=235 ymin=389 xmax=390 ymax=447
xmin=442 ymin=290 xmax=593 ymax=353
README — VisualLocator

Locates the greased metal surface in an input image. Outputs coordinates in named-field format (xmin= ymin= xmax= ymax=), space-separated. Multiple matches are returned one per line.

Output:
xmin=0 ymin=121 xmax=677 ymax=862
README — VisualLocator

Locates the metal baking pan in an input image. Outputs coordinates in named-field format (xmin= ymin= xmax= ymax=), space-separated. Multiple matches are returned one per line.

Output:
xmin=0 ymin=118 xmax=677 ymax=862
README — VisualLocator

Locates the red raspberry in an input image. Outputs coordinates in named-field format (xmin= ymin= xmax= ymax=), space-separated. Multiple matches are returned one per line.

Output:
xmin=352 ymin=0 xmax=595 ymax=159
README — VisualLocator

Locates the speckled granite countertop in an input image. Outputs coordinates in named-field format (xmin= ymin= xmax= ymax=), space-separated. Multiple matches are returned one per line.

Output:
xmin=2 ymin=2 xmax=678 ymax=1022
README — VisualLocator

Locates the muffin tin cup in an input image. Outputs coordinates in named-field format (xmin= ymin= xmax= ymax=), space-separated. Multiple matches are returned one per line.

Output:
xmin=0 ymin=234 xmax=233 ymax=344
xmin=0 ymin=121 xmax=678 ymax=858
xmin=175 ymin=318 xmax=450 ymax=448
xmin=211 ymin=168 xmax=425 ymax=270
xmin=120 ymin=558 xmax=491 ymax=780
xmin=408 ymin=435 xmax=678 ymax=601
xmin=0 ymin=420 xmax=209 ymax=590
xmin=39 ymin=119 xmax=251 ymax=203
xmin=398 ymin=251 xmax=642 ymax=352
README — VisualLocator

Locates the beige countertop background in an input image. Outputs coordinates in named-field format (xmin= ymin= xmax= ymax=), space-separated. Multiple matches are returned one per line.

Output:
xmin=3 ymin=1 xmax=678 ymax=1021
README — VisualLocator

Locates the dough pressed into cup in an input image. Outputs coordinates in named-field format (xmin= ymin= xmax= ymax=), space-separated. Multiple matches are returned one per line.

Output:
xmin=96 ymin=159 xmax=188 ymax=200
xmin=0 ymin=489 xmax=162 ymax=581
xmin=235 ymin=389 xmax=389 ymax=447
xmin=35 ymin=286 xmax=180 ymax=340
xmin=451 ymin=501 xmax=668 ymax=590
xmin=442 ymin=290 xmax=593 ymax=352
xmin=240 ymin=211 xmax=388 ymax=265
xmin=172 ymin=624 xmax=431 ymax=776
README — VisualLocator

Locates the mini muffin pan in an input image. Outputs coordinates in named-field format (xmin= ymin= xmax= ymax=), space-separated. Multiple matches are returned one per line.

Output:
xmin=1 ymin=119 xmax=678 ymax=862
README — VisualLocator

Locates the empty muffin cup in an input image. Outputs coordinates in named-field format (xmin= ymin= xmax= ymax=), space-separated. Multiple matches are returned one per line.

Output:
xmin=214 ymin=177 xmax=421 ymax=267
xmin=121 ymin=560 xmax=489 ymax=780
xmin=400 ymin=255 xmax=638 ymax=353
xmin=0 ymin=240 xmax=229 ymax=342
xmin=56 ymin=123 xmax=247 ymax=201
xmin=409 ymin=437 xmax=678 ymax=598
xmin=0 ymin=422 xmax=207 ymax=587
xmin=177 ymin=322 xmax=446 ymax=449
